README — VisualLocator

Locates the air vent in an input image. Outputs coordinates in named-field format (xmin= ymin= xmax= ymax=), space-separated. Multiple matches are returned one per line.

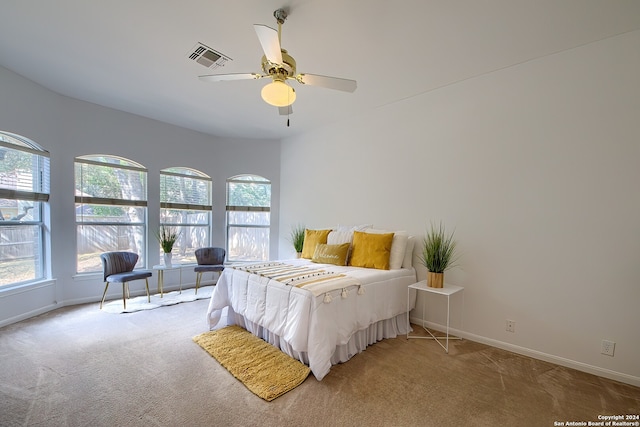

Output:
xmin=187 ymin=43 xmax=231 ymax=70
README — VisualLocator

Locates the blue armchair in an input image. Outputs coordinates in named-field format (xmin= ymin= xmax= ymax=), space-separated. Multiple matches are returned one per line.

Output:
xmin=194 ymin=247 xmax=225 ymax=294
xmin=100 ymin=252 xmax=152 ymax=309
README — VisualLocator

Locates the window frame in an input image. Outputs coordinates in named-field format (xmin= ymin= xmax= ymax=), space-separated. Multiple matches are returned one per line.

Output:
xmin=74 ymin=154 xmax=148 ymax=274
xmin=159 ymin=167 xmax=212 ymax=264
xmin=226 ymin=174 xmax=271 ymax=262
xmin=0 ymin=131 xmax=50 ymax=288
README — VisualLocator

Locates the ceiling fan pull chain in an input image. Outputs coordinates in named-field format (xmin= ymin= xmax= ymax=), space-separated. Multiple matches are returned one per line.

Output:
xmin=287 ymin=85 xmax=292 ymax=127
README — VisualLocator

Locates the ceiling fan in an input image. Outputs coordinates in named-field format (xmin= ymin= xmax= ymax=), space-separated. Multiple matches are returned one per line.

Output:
xmin=199 ymin=8 xmax=357 ymax=116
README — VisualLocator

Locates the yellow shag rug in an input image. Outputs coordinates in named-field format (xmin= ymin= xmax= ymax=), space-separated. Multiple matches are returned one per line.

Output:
xmin=193 ymin=325 xmax=310 ymax=401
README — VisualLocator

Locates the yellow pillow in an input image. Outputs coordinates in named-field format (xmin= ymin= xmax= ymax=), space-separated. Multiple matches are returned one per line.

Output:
xmin=349 ymin=231 xmax=394 ymax=270
xmin=312 ymin=243 xmax=350 ymax=266
xmin=301 ymin=229 xmax=332 ymax=259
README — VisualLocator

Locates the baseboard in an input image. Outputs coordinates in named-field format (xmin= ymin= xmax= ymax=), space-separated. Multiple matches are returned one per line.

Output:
xmin=409 ymin=316 xmax=640 ymax=388
xmin=0 ymin=302 xmax=61 ymax=329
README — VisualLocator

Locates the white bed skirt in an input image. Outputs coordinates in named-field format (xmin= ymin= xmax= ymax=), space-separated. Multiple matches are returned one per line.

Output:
xmin=228 ymin=311 xmax=410 ymax=379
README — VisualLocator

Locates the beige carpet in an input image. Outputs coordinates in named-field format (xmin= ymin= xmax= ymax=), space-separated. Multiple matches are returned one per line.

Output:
xmin=1 ymin=298 xmax=639 ymax=426
xmin=193 ymin=325 xmax=310 ymax=401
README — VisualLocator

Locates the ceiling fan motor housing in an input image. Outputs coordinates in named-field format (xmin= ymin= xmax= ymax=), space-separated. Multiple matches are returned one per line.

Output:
xmin=261 ymin=49 xmax=296 ymax=80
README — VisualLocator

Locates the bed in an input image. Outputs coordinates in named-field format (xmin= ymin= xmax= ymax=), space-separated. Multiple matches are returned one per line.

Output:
xmin=206 ymin=226 xmax=417 ymax=380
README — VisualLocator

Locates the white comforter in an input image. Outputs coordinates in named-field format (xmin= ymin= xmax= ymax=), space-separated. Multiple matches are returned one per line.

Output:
xmin=206 ymin=258 xmax=416 ymax=380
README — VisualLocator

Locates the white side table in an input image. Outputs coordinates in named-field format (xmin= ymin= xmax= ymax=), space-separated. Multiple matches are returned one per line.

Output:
xmin=153 ymin=264 xmax=183 ymax=297
xmin=407 ymin=281 xmax=464 ymax=353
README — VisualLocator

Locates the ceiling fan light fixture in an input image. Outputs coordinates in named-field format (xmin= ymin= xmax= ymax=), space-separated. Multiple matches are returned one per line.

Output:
xmin=261 ymin=80 xmax=296 ymax=107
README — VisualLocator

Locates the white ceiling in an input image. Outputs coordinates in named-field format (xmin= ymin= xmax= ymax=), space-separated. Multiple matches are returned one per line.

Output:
xmin=1 ymin=0 xmax=639 ymax=140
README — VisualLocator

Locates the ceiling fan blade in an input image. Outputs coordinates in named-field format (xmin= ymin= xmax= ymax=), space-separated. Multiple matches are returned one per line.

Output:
xmin=199 ymin=73 xmax=262 ymax=82
xmin=279 ymin=105 xmax=293 ymax=115
xmin=254 ymin=24 xmax=283 ymax=64
xmin=297 ymin=74 xmax=357 ymax=92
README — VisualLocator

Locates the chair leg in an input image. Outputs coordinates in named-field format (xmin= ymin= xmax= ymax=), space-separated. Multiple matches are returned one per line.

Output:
xmin=122 ymin=282 xmax=127 ymax=310
xmin=100 ymin=282 xmax=110 ymax=309
xmin=195 ymin=272 xmax=202 ymax=294
xmin=144 ymin=278 xmax=150 ymax=303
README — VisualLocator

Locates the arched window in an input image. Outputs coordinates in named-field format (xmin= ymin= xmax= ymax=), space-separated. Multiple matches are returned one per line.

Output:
xmin=160 ymin=167 xmax=212 ymax=264
xmin=0 ymin=131 xmax=50 ymax=287
xmin=226 ymin=174 xmax=271 ymax=262
xmin=74 ymin=155 xmax=147 ymax=273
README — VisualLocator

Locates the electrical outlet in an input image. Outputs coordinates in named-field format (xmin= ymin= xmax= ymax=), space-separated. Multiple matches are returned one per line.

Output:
xmin=506 ymin=320 xmax=516 ymax=333
xmin=601 ymin=340 xmax=615 ymax=357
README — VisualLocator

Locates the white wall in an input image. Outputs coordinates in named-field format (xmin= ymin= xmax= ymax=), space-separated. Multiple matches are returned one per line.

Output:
xmin=0 ymin=66 xmax=281 ymax=325
xmin=278 ymin=31 xmax=640 ymax=386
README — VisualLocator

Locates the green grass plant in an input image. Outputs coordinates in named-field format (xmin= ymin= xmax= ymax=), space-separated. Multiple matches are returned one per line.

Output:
xmin=289 ymin=224 xmax=305 ymax=253
xmin=155 ymin=225 xmax=180 ymax=253
xmin=419 ymin=222 xmax=459 ymax=273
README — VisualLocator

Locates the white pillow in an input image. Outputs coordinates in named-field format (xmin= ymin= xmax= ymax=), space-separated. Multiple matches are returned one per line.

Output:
xmin=364 ymin=229 xmax=408 ymax=270
xmin=402 ymin=236 xmax=415 ymax=269
xmin=328 ymin=224 xmax=373 ymax=245
xmin=327 ymin=230 xmax=354 ymax=245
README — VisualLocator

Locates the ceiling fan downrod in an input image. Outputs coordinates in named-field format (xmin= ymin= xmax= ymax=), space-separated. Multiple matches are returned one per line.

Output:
xmin=274 ymin=8 xmax=287 ymax=44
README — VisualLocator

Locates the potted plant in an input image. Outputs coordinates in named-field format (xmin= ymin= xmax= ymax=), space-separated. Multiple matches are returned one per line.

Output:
xmin=155 ymin=225 xmax=180 ymax=267
xmin=419 ymin=222 xmax=459 ymax=288
xmin=289 ymin=224 xmax=305 ymax=258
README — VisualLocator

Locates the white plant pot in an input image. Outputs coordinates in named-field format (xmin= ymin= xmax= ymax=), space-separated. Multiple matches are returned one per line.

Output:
xmin=163 ymin=252 xmax=173 ymax=267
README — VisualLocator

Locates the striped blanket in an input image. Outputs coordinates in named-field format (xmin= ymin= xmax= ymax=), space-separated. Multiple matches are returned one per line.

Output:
xmin=232 ymin=262 xmax=363 ymax=300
